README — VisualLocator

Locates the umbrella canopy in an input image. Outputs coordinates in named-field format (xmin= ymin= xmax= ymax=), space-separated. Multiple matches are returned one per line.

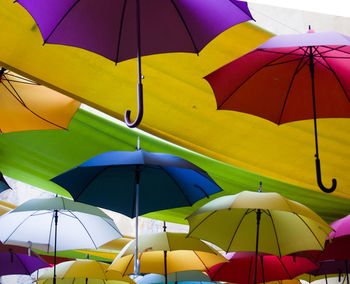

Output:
xmin=15 ymin=0 xmax=253 ymax=127
xmin=36 ymin=260 xmax=134 ymax=284
xmin=51 ymin=149 xmax=222 ymax=217
xmin=207 ymin=252 xmax=318 ymax=284
xmin=204 ymin=29 xmax=350 ymax=193
xmin=137 ymin=271 xmax=213 ymax=284
xmin=187 ymin=191 xmax=332 ymax=256
xmin=0 ymin=68 xmax=80 ymax=133
xmin=118 ymin=232 xmax=220 ymax=256
xmin=0 ymin=242 xmax=49 ymax=276
xmin=0 ymin=172 xmax=11 ymax=191
xmin=108 ymin=250 xmax=226 ymax=276
xmin=0 ymin=196 xmax=122 ymax=253
xmin=309 ymin=260 xmax=350 ymax=277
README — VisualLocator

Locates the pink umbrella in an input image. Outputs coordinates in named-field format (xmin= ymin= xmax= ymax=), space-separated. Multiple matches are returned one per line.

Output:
xmin=204 ymin=27 xmax=350 ymax=193
xmin=207 ymin=252 xmax=318 ymax=284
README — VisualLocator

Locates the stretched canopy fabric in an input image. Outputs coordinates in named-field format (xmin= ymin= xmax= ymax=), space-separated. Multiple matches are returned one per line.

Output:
xmin=0 ymin=109 xmax=349 ymax=224
xmin=0 ymin=1 xmax=350 ymax=220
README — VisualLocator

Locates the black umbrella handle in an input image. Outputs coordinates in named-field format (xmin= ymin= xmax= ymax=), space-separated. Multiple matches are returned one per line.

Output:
xmin=124 ymin=83 xmax=144 ymax=128
xmin=315 ymin=157 xmax=337 ymax=193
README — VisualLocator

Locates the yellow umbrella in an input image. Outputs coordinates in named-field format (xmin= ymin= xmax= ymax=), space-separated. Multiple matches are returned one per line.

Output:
xmin=36 ymin=260 xmax=134 ymax=284
xmin=187 ymin=190 xmax=332 ymax=284
xmin=118 ymin=232 xmax=220 ymax=256
xmin=108 ymin=250 xmax=226 ymax=276
xmin=0 ymin=68 xmax=80 ymax=133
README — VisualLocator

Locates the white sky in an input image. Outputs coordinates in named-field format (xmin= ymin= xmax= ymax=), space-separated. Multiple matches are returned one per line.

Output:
xmin=248 ymin=0 xmax=350 ymax=18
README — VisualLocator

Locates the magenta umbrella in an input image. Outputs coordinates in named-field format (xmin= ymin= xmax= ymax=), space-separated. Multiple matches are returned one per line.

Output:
xmin=16 ymin=0 xmax=253 ymax=127
xmin=204 ymin=28 xmax=350 ymax=193
xmin=207 ymin=252 xmax=318 ymax=284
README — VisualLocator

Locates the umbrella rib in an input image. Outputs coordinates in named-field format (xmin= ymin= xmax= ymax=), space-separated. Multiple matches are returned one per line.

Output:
xmin=265 ymin=58 xmax=303 ymax=67
xmin=160 ymin=166 xmax=193 ymax=206
xmin=210 ymin=261 xmax=226 ymax=280
xmin=2 ymin=210 xmax=40 ymax=244
xmin=277 ymin=48 xmax=309 ymax=125
xmin=47 ymin=211 xmax=56 ymax=253
xmin=68 ymin=210 xmax=98 ymax=249
xmin=170 ymin=0 xmax=199 ymax=54
xmin=187 ymin=210 xmax=217 ymax=236
xmin=193 ymin=250 xmax=210 ymax=271
xmin=43 ymin=0 xmax=81 ymax=44
xmin=225 ymin=209 xmax=252 ymax=253
xmin=217 ymin=47 xmax=302 ymax=110
xmin=123 ymin=255 xmax=135 ymax=276
xmin=114 ymin=0 xmax=127 ymax=64
xmin=279 ymin=257 xmax=293 ymax=279
xmin=75 ymin=166 xmax=112 ymax=200
xmin=265 ymin=210 xmax=282 ymax=257
xmin=315 ymin=47 xmax=350 ymax=103
xmin=13 ymin=253 xmax=32 ymax=275
xmin=1 ymin=78 xmax=68 ymax=130
xmin=3 ymin=76 xmax=27 ymax=104
xmin=293 ymin=213 xmax=324 ymax=250
xmin=5 ymin=79 xmax=37 ymax=85
xmin=4 ymin=73 xmax=37 ymax=84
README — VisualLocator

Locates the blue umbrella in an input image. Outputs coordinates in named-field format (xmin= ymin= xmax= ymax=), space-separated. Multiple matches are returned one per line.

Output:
xmin=0 ymin=172 xmax=11 ymax=192
xmin=51 ymin=148 xmax=222 ymax=275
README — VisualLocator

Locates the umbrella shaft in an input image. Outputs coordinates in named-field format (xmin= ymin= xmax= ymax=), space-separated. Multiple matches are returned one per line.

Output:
xmin=253 ymin=209 xmax=262 ymax=284
xmin=53 ymin=209 xmax=58 ymax=284
xmin=134 ymin=182 xmax=140 ymax=275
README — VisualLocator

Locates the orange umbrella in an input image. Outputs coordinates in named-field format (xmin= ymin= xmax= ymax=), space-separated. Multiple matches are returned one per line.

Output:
xmin=0 ymin=68 xmax=80 ymax=133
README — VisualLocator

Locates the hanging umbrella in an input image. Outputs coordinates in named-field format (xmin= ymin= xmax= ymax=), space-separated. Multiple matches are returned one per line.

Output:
xmin=110 ymin=231 xmax=225 ymax=283
xmin=0 ymin=172 xmax=11 ymax=191
xmin=204 ymin=28 xmax=350 ymax=193
xmin=36 ymin=260 xmax=134 ymax=284
xmin=0 ymin=68 xmax=80 ymax=133
xmin=15 ymin=0 xmax=253 ymax=127
xmin=186 ymin=190 xmax=332 ymax=284
xmin=108 ymin=250 xmax=226 ymax=277
xmin=137 ymin=270 xmax=214 ymax=284
xmin=306 ymin=260 xmax=350 ymax=284
xmin=0 ymin=196 xmax=122 ymax=284
xmin=207 ymin=252 xmax=318 ymax=284
xmin=51 ymin=147 xmax=222 ymax=275
xmin=0 ymin=242 xmax=49 ymax=276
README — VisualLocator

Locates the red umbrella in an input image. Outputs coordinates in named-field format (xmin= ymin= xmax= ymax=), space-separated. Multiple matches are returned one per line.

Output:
xmin=207 ymin=252 xmax=318 ymax=284
xmin=204 ymin=27 xmax=350 ymax=193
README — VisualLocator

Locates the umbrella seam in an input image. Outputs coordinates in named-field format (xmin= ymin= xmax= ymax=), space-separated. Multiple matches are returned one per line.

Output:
xmin=279 ymin=256 xmax=293 ymax=279
xmin=13 ymin=253 xmax=31 ymax=275
xmin=193 ymin=251 xmax=210 ymax=271
xmin=114 ymin=0 xmax=127 ymax=64
xmin=187 ymin=210 xmax=217 ymax=237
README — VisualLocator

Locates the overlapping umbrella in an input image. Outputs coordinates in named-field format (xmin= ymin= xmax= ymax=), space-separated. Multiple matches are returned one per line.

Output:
xmin=15 ymin=0 xmax=253 ymax=127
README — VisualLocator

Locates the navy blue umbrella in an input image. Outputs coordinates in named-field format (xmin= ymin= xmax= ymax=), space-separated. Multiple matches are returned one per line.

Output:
xmin=51 ymin=148 xmax=222 ymax=275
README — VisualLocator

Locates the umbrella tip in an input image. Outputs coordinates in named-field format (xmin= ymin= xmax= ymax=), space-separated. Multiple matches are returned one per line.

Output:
xmin=258 ymin=181 xmax=262 ymax=192
xmin=308 ymin=25 xmax=315 ymax=33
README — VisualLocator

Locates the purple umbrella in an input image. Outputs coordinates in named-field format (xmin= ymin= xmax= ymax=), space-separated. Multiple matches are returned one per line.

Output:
xmin=0 ymin=243 xmax=49 ymax=276
xmin=15 ymin=0 xmax=253 ymax=127
xmin=309 ymin=260 xmax=350 ymax=284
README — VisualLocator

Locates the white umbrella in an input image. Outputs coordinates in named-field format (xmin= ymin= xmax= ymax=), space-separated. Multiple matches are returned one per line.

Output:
xmin=0 ymin=196 xmax=122 ymax=284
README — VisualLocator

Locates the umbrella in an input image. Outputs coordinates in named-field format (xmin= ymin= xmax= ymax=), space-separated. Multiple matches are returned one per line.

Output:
xmin=308 ymin=260 xmax=350 ymax=284
xmin=137 ymin=271 xmax=214 ymax=284
xmin=0 ymin=67 xmax=80 ymax=133
xmin=204 ymin=28 xmax=350 ymax=193
xmin=0 ymin=242 xmax=49 ymax=276
xmin=0 ymin=172 xmax=11 ymax=191
xmin=36 ymin=260 xmax=134 ymax=284
xmin=51 ymin=148 xmax=222 ymax=275
xmin=186 ymin=190 xmax=332 ymax=284
xmin=207 ymin=252 xmax=318 ymax=284
xmin=108 ymin=250 xmax=226 ymax=277
xmin=15 ymin=0 xmax=253 ymax=127
xmin=0 ymin=196 xmax=122 ymax=284
xmin=111 ymin=231 xmax=225 ymax=283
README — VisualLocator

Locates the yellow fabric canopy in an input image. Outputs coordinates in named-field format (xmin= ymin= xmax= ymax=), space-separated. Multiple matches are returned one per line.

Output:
xmin=1 ymin=1 xmax=350 ymax=198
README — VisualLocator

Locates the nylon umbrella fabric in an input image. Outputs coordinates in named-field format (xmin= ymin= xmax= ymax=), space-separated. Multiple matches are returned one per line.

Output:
xmin=187 ymin=191 xmax=332 ymax=256
xmin=51 ymin=149 xmax=222 ymax=217
xmin=0 ymin=242 xmax=49 ymax=276
xmin=137 ymin=271 xmax=213 ymax=284
xmin=0 ymin=196 xmax=122 ymax=252
xmin=108 ymin=250 xmax=227 ymax=276
xmin=36 ymin=260 xmax=134 ymax=284
xmin=204 ymin=29 xmax=350 ymax=193
xmin=207 ymin=252 xmax=318 ymax=284
xmin=0 ymin=172 xmax=11 ymax=192
xmin=16 ymin=0 xmax=253 ymax=127
xmin=0 ymin=68 xmax=80 ymax=133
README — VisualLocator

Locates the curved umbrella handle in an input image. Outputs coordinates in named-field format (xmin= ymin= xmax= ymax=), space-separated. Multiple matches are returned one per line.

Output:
xmin=124 ymin=83 xmax=144 ymax=128
xmin=315 ymin=157 xmax=337 ymax=193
